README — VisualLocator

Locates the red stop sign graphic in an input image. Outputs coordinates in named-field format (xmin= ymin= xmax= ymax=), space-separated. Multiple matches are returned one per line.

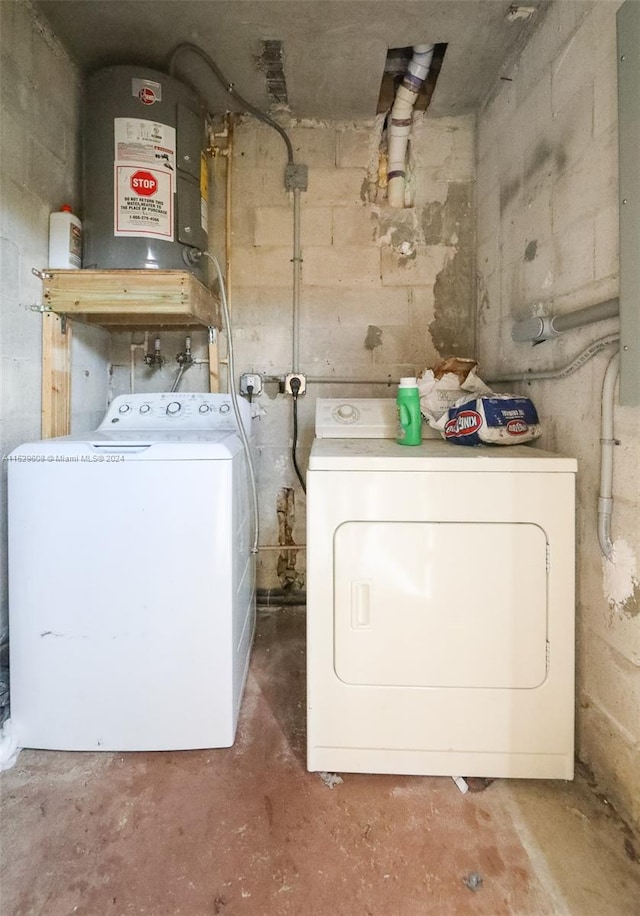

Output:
xmin=130 ymin=170 xmax=157 ymax=197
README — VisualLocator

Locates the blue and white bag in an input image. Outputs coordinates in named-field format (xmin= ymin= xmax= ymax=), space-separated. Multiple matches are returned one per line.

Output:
xmin=435 ymin=395 xmax=542 ymax=446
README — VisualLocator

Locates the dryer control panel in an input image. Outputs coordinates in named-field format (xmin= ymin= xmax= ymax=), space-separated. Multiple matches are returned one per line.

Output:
xmin=99 ymin=393 xmax=250 ymax=431
xmin=315 ymin=398 xmax=398 ymax=438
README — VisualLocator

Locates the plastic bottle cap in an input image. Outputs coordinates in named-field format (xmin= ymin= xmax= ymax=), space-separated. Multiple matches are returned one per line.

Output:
xmin=399 ymin=377 xmax=417 ymax=387
xmin=61 ymin=204 xmax=72 ymax=212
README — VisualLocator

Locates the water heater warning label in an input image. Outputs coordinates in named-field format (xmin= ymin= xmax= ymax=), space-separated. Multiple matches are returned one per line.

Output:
xmin=115 ymin=166 xmax=173 ymax=239
xmin=114 ymin=118 xmax=176 ymax=171
xmin=113 ymin=118 xmax=175 ymax=240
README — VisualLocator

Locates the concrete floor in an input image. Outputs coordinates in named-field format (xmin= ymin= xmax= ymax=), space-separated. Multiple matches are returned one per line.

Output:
xmin=1 ymin=607 xmax=639 ymax=916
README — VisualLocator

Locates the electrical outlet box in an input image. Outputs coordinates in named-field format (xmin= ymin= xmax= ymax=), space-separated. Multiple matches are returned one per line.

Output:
xmin=240 ymin=372 xmax=263 ymax=396
xmin=284 ymin=164 xmax=309 ymax=191
xmin=285 ymin=373 xmax=306 ymax=395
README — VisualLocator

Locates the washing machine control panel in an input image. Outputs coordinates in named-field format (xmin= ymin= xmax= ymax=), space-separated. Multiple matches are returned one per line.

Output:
xmin=98 ymin=393 xmax=249 ymax=431
xmin=315 ymin=398 xmax=399 ymax=438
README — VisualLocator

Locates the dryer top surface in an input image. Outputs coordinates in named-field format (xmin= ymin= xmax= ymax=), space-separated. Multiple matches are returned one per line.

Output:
xmin=308 ymin=437 xmax=577 ymax=473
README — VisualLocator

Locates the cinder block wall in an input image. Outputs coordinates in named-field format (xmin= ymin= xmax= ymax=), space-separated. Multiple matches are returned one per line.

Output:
xmin=477 ymin=0 xmax=640 ymax=827
xmin=229 ymin=116 xmax=475 ymax=589
xmin=0 ymin=2 xmax=109 ymax=650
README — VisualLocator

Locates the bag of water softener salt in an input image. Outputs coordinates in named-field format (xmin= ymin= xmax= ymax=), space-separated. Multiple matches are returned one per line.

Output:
xmin=437 ymin=395 xmax=541 ymax=446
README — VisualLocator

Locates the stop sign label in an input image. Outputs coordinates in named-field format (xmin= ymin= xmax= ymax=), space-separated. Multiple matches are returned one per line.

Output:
xmin=130 ymin=170 xmax=157 ymax=196
xmin=115 ymin=165 xmax=172 ymax=240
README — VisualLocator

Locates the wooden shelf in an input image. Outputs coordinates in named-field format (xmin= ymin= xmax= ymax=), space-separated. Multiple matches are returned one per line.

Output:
xmin=42 ymin=269 xmax=220 ymax=329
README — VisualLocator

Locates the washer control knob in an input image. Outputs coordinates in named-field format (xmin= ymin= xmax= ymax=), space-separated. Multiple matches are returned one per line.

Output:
xmin=199 ymin=403 xmax=211 ymax=414
xmin=118 ymin=403 xmax=130 ymax=414
xmin=166 ymin=401 xmax=181 ymax=415
xmin=139 ymin=404 xmax=151 ymax=414
xmin=220 ymin=403 xmax=230 ymax=414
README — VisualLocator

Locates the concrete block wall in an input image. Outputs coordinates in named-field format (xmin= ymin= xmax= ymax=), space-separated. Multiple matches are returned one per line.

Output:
xmin=477 ymin=0 xmax=640 ymax=827
xmin=229 ymin=115 xmax=475 ymax=589
xmin=0 ymin=2 xmax=109 ymax=652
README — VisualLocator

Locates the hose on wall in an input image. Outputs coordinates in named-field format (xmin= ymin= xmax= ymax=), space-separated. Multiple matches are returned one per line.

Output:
xmin=201 ymin=251 xmax=260 ymax=555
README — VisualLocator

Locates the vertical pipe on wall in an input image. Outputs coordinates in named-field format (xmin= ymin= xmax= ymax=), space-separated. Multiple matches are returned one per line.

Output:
xmin=387 ymin=44 xmax=434 ymax=208
xmin=598 ymin=349 xmax=621 ymax=559
xmin=225 ymin=116 xmax=234 ymax=303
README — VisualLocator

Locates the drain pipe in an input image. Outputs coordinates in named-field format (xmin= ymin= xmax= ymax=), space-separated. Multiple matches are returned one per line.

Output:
xmin=598 ymin=349 xmax=620 ymax=559
xmin=387 ymin=44 xmax=434 ymax=208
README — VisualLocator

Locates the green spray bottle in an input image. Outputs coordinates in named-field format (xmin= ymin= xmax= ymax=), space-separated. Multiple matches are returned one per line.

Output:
xmin=396 ymin=377 xmax=422 ymax=446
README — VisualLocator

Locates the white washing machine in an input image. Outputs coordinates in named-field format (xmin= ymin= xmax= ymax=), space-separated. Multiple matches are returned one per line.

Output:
xmin=307 ymin=398 xmax=577 ymax=780
xmin=8 ymin=393 xmax=255 ymax=751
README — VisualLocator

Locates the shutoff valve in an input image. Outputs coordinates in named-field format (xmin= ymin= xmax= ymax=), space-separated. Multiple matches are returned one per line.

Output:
xmin=176 ymin=336 xmax=194 ymax=367
xmin=144 ymin=337 xmax=165 ymax=368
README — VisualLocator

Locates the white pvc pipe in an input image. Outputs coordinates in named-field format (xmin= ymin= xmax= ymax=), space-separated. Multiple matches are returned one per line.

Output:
xmin=407 ymin=45 xmax=434 ymax=82
xmin=129 ymin=332 xmax=149 ymax=394
xmin=598 ymin=349 xmax=620 ymax=559
xmin=387 ymin=44 xmax=434 ymax=208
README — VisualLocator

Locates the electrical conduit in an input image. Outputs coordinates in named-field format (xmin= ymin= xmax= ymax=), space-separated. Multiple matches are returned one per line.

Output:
xmin=487 ymin=336 xmax=621 ymax=561
xmin=598 ymin=349 xmax=620 ymax=559
xmin=486 ymin=334 xmax=620 ymax=385
xmin=387 ymin=44 xmax=434 ymax=208
xmin=292 ymin=186 xmax=302 ymax=372
xmin=512 ymin=298 xmax=620 ymax=342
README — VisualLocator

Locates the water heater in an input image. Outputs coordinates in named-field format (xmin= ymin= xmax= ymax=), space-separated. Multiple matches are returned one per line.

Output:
xmin=83 ymin=66 xmax=208 ymax=280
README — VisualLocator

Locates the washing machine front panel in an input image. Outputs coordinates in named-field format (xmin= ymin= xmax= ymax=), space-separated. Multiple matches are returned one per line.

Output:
xmin=8 ymin=392 xmax=256 ymax=752
xmin=9 ymin=457 xmax=236 ymax=750
xmin=334 ymin=520 xmax=548 ymax=689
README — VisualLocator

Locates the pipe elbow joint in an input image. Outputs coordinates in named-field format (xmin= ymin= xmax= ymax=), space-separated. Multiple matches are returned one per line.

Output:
xmin=598 ymin=522 xmax=614 ymax=560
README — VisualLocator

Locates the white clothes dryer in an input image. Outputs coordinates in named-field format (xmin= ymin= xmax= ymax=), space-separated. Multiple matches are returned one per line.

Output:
xmin=8 ymin=393 xmax=255 ymax=751
xmin=306 ymin=398 xmax=577 ymax=780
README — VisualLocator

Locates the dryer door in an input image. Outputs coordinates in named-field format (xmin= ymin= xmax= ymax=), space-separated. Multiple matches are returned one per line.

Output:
xmin=334 ymin=521 xmax=548 ymax=689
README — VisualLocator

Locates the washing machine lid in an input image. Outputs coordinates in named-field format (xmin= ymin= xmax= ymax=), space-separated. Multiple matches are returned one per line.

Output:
xmin=10 ymin=428 xmax=244 ymax=460
xmin=309 ymin=437 xmax=577 ymax=472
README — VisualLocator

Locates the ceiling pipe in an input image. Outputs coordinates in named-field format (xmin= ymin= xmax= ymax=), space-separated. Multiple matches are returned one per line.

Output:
xmin=387 ymin=44 xmax=434 ymax=208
